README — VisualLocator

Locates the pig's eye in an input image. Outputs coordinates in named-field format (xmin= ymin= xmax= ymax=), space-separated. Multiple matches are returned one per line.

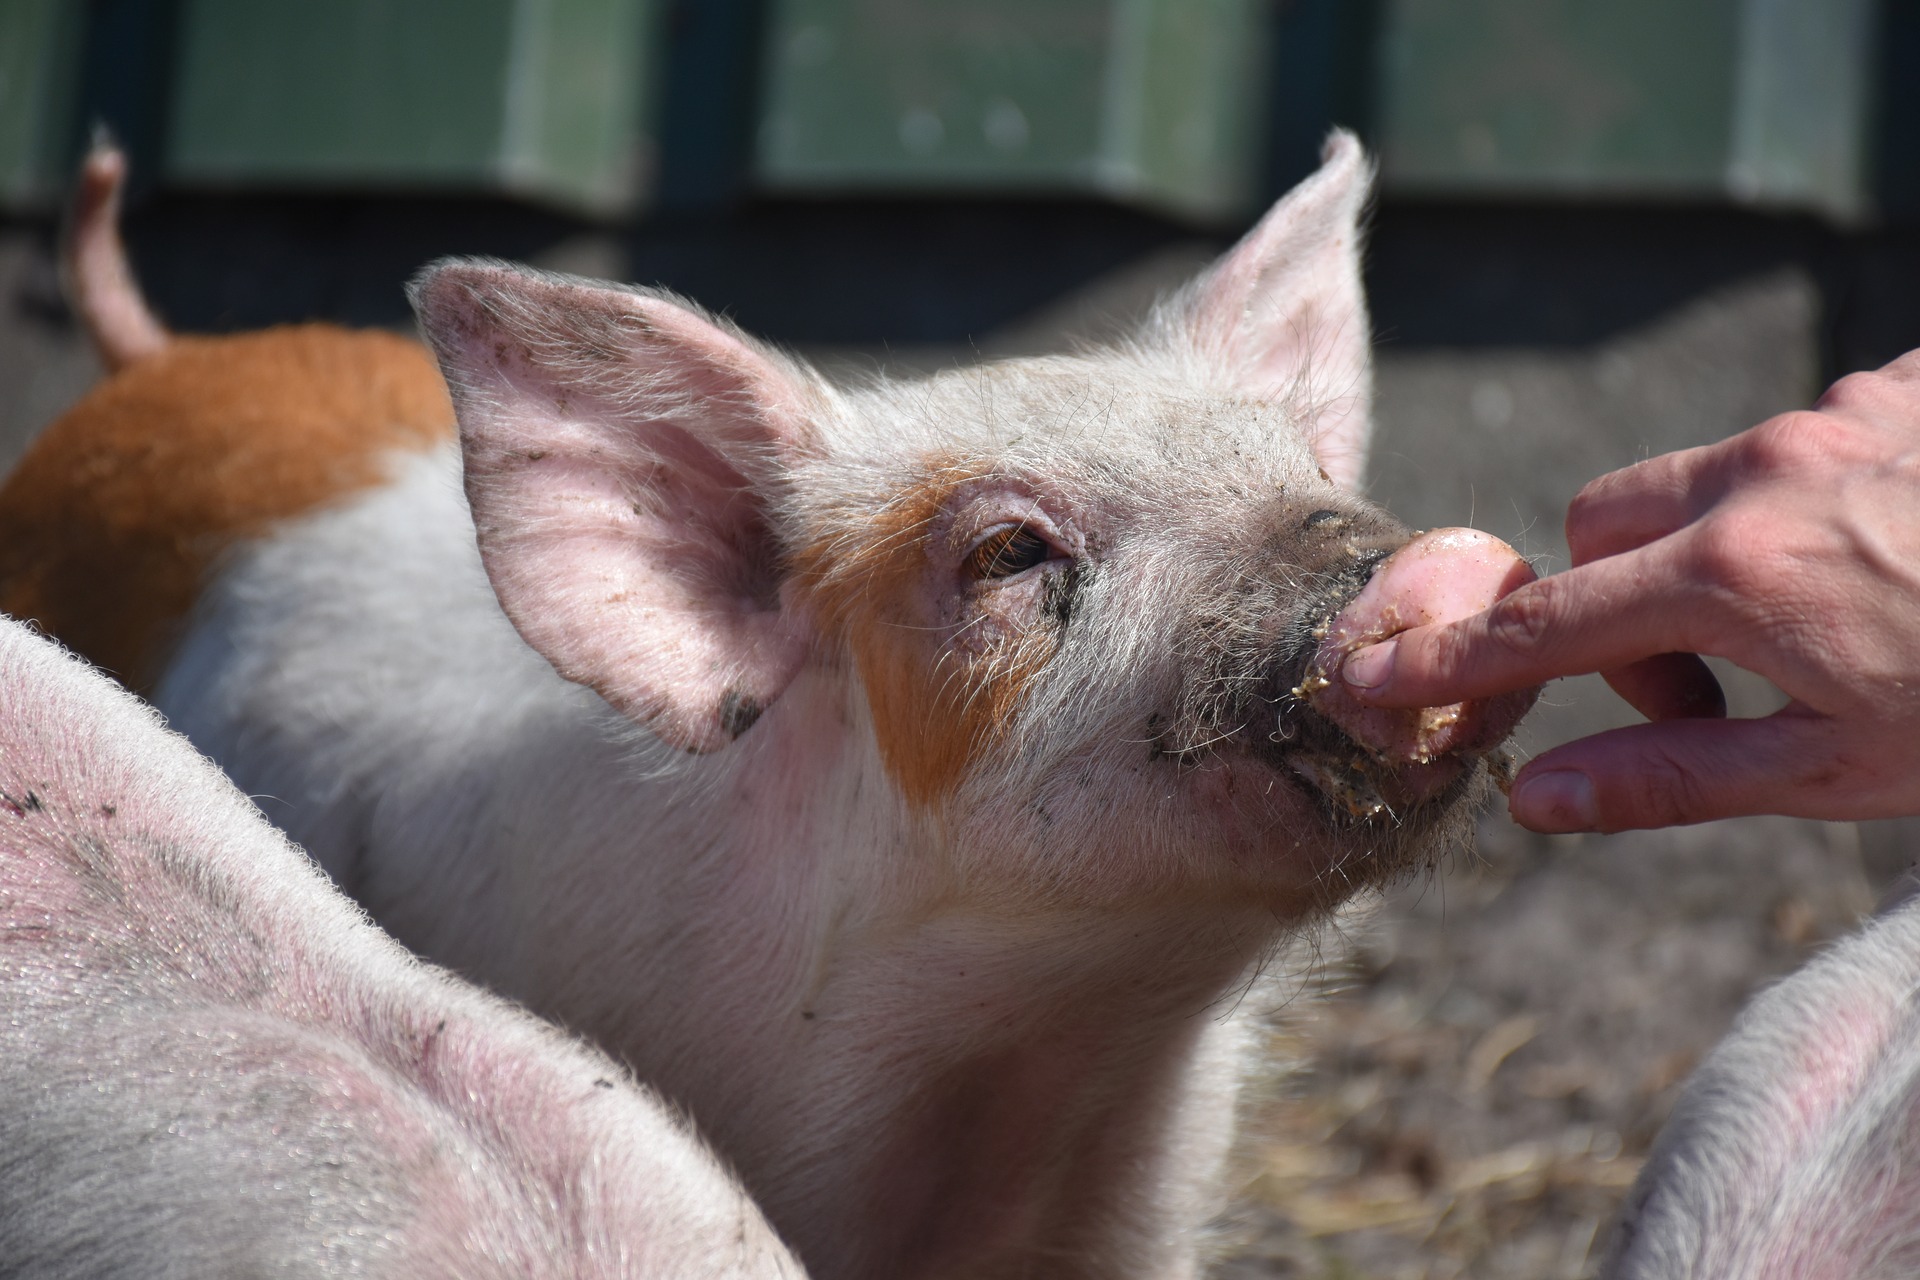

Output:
xmin=964 ymin=524 xmax=1057 ymax=581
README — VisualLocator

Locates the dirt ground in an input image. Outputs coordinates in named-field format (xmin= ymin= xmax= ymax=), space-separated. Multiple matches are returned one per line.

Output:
xmin=4 ymin=212 xmax=1917 ymax=1280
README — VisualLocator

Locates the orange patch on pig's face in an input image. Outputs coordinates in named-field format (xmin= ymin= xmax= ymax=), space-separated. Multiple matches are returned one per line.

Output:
xmin=796 ymin=468 xmax=1058 ymax=810
xmin=0 ymin=325 xmax=454 ymax=691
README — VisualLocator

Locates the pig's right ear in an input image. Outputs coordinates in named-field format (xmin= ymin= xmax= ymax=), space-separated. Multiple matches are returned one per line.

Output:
xmin=1170 ymin=129 xmax=1375 ymax=489
xmin=410 ymin=260 xmax=824 ymax=754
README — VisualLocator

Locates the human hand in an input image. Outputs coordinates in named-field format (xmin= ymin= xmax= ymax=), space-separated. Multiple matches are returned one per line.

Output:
xmin=1337 ymin=352 xmax=1920 ymax=833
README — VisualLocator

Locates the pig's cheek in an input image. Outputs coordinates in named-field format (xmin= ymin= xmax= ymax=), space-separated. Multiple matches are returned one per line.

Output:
xmin=950 ymin=577 xmax=1052 ymax=655
xmin=1174 ymin=755 xmax=1329 ymax=836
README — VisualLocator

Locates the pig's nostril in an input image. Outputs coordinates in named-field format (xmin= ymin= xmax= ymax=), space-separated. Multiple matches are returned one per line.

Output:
xmin=1303 ymin=509 xmax=1342 ymax=529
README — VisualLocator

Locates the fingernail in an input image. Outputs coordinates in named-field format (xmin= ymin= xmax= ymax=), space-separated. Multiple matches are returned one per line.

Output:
xmin=1512 ymin=770 xmax=1597 ymax=832
xmin=1342 ymin=640 xmax=1396 ymax=691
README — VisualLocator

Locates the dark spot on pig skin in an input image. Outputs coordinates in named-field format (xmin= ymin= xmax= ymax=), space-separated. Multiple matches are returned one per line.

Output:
xmin=1144 ymin=713 xmax=1168 ymax=764
xmin=99 ymin=804 xmax=116 ymax=818
xmin=801 ymin=1011 xmax=816 ymax=1021
xmin=1041 ymin=563 xmax=1083 ymax=628
xmin=719 ymin=690 xmax=764 ymax=738
xmin=594 ymin=1079 xmax=615 ymax=1089
xmin=1143 ymin=714 xmax=1207 ymax=768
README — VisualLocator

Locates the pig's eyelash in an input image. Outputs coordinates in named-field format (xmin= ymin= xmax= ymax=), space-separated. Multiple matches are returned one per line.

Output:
xmin=961 ymin=522 xmax=1069 ymax=582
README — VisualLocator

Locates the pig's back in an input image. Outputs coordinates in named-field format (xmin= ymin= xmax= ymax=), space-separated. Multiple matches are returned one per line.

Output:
xmin=0 ymin=615 xmax=804 ymax=1280
xmin=0 ymin=325 xmax=454 ymax=691
xmin=154 ymin=443 xmax=659 ymax=975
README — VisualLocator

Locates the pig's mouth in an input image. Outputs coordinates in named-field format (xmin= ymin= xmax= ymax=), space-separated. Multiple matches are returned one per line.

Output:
xmin=1261 ymin=677 xmax=1502 ymax=826
xmin=1252 ymin=589 xmax=1482 ymax=825
xmin=1215 ymin=528 xmax=1538 ymax=828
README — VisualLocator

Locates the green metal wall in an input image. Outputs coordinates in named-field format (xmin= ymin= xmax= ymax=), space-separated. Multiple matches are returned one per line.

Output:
xmin=754 ymin=0 xmax=1268 ymax=221
xmin=0 ymin=0 xmax=1908 ymax=223
xmin=1374 ymin=0 xmax=1882 ymax=221
xmin=0 ymin=0 xmax=86 ymax=210
xmin=167 ymin=0 xmax=661 ymax=216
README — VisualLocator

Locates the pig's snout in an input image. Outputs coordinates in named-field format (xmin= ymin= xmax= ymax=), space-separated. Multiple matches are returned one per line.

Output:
xmin=1267 ymin=529 xmax=1536 ymax=821
xmin=1296 ymin=528 xmax=1537 ymax=804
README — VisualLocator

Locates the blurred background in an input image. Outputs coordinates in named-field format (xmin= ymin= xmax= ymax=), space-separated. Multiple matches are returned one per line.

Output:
xmin=4 ymin=2 xmax=1920 ymax=1276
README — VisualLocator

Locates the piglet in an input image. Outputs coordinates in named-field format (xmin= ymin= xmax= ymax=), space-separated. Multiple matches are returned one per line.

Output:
xmin=4 ymin=132 xmax=1535 ymax=1279
xmin=1601 ymin=877 xmax=1920 ymax=1279
xmin=0 ymin=616 xmax=802 ymax=1278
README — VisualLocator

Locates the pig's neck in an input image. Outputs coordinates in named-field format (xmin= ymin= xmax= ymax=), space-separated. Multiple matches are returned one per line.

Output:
xmin=435 ymin=673 xmax=1293 ymax=1280
xmin=623 ymin=700 xmax=1291 ymax=1280
xmin=758 ymin=907 xmax=1280 ymax=1280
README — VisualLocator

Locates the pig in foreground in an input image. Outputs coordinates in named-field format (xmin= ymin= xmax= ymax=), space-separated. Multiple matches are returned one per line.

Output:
xmin=0 ymin=614 xmax=801 ymax=1278
xmin=2 ymin=135 xmax=1535 ymax=1278
xmin=1601 ymin=878 xmax=1920 ymax=1280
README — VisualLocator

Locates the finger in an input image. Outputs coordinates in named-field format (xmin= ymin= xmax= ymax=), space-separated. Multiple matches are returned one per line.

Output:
xmin=1340 ymin=540 xmax=1715 ymax=709
xmin=1505 ymin=712 xmax=1837 ymax=833
xmin=1562 ymin=444 xmax=1725 ymax=566
xmin=1600 ymin=652 xmax=1725 ymax=722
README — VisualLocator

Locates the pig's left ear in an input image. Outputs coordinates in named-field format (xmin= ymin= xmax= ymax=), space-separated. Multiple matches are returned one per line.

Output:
xmin=411 ymin=260 xmax=824 ymax=754
xmin=1175 ymin=129 xmax=1374 ymax=489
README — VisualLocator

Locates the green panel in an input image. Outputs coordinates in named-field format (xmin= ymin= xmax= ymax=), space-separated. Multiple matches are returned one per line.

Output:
xmin=0 ymin=0 xmax=85 ymax=210
xmin=167 ymin=0 xmax=658 ymax=216
xmin=1373 ymin=0 xmax=1885 ymax=217
xmin=1376 ymin=0 xmax=1744 ymax=195
xmin=755 ymin=0 xmax=1269 ymax=222
xmin=1726 ymin=0 xmax=1879 ymax=222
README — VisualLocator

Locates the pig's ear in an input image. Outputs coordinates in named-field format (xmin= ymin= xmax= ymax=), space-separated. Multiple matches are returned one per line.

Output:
xmin=1177 ymin=130 xmax=1374 ymax=489
xmin=410 ymin=260 xmax=824 ymax=754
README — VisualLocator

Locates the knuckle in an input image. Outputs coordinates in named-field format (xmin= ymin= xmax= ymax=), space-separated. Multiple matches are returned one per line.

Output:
xmin=1480 ymin=581 xmax=1557 ymax=661
xmin=1689 ymin=509 xmax=1775 ymax=598
xmin=1741 ymin=411 xmax=1844 ymax=474
xmin=1874 ymin=348 xmax=1920 ymax=386
xmin=1563 ymin=484 xmax=1606 ymax=549
xmin=1813 ymin=370 xmax=1888 ymax=415
xmin=1616 ymin=748 xmax=1713 ymax=829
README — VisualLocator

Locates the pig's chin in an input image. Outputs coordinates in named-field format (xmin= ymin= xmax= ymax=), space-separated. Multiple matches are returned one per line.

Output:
xmin=1171 ymin=739 xmax=1488 ymax=912
xmin=1252 ymin=714 xmax=1495 ymax=846
xmin=1257 ymin=670 xmax=1516 ymax=830
xmin=1232 ymin=619 xmax=1491 ymax=837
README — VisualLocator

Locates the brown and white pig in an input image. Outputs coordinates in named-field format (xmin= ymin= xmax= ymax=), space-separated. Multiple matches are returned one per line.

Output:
xmin=1600 ymin=876 xmax=1920 ymax=1280
xmin=0 ymin=134 xmax=1534 ymax=1278
xmin=0 ymin=613 xmax=803 ymax=1278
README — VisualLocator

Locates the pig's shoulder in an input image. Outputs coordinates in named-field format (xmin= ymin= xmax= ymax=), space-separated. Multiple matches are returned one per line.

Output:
xmin=0 ymin=324 xmax=453 ymax=691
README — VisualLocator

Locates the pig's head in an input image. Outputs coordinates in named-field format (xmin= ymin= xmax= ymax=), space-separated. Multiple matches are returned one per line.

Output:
xmin=411 ymin=133 xmax=1533 ymax=922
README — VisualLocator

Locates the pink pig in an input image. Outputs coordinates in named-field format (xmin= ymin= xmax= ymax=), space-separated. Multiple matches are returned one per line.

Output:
xmin=3 ymin=134 xmax=1533 ymax=1277
xmin=1601 ymin=875 xmax=1920 ymax=1280
xmin=0 ymin=614 xmax=802 ymax=1278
